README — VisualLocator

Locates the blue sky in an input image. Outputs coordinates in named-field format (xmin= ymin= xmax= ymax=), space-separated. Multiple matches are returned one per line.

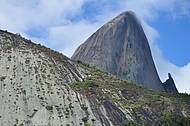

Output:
xmin=150 ymin=12 xmax=190 ymax=67
xmin=0 ymin=0 xmax=190 ymax=93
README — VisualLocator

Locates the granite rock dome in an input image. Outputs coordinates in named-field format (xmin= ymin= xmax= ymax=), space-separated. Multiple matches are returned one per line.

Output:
xmin=72 ymin=11 xmax=164 ymax=91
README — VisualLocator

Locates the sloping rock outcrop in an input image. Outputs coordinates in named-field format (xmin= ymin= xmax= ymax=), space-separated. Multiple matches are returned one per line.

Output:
xmin=0 ymin=23 xmax=188 ymax=126
xmin=0 ymin=30 xmax=102 ymax=126
xmin=71 ymin=11 xmax=164 ymax=91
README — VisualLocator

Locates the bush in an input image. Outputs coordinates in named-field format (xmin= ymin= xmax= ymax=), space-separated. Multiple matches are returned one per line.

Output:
xmin=159 ymin=112 xmax=190 ymax=126
xmin=84 ymin=80 xmax=94 ymax=86
xmin=84 ymin=123 xmax=91 ymax=126
xmin=124 ymin=121 xmax=141 ymax=126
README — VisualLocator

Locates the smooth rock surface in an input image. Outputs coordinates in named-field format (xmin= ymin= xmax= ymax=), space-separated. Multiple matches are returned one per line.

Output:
xmin=72 ymin=11 xmax=164 ymax=91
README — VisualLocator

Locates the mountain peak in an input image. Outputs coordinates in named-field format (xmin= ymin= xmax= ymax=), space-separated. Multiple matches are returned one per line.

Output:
xmin=104 ymin=11 xmax=140 ymax=30
xmin=112 ymin=10 xmax=136 ymax=19
xmin=0 ymin=27 xmax=188 ymax=126
xmin=72 ymin=11 xmax=164 ymax=91
xmin=117 ymin=10 xmax=136 ymax=19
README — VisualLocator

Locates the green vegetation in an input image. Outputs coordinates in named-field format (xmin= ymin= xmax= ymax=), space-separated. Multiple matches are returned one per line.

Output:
xmin=46 ymin=106 xmax=53 ymax=111
xmin=70 ymin=62 xmax=190 ymax=126
xmin=158 ymin=112 xmax=190 ymax=126
xmin=84 ymin=123 xmax=91 ymax=126
xmin=124 ymin=121 xmax=145 ymax=126
xmin=70 ymin=78 xmax=98 ymax=91
xmin=124 ymin=114 xmax=190 ymax=126
xmin=123 ymin=102 xmax=143 ymax=109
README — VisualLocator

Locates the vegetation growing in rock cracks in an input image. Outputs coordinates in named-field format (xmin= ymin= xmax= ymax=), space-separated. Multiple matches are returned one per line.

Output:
xmin=70 ymin=62 xmax=190 ymax=126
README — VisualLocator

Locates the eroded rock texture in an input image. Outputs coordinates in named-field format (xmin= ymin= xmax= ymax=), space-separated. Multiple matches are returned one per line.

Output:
xmin=72 ymin=11 xmax=164 ymax=91
xmin=0 ymin=30 xmax=102 ymax=126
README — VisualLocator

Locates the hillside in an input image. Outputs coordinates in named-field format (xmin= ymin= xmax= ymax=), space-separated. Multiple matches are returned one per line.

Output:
xmin=0 ymin=30 xmax=190 ymax=126
xmin=72 ymin=62 xmax=190 ymax=126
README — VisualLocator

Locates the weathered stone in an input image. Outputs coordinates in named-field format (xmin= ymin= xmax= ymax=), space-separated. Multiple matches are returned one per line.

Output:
xmin=72 ymin=11 xmax=164 ymax=91
xmin=0 ymin=30 xmax=102 ymax=126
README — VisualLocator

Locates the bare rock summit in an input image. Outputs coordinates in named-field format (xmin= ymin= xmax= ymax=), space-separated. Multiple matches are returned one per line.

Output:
xmin=72 ymin=11 xmax=164 ymax=91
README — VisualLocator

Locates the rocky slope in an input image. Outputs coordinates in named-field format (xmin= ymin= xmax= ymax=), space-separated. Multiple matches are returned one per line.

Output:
xmin=72 ymin=11 xmax=168 ymax=92
xmin=0 ymin=30 xmax=189 ymax=126
xmin=0 ymin=30 xmax=100 ymax=126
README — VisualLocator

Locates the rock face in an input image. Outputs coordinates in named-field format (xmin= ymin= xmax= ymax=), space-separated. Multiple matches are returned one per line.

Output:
xmin=72 ymin=11 xmax=164 ymax=91
xmin=0 ymin=30 xmax=102 ymax=126
xmin=163 ymin=73 xmax=178 ymax=93
xmin=0 ymin=30 xmax=189 ymax=126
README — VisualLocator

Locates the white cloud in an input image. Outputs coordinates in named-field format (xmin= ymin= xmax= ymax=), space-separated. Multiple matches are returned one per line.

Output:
xmin=48 ymin=21 xmax=101 ymax=56
xmin=0 ymin=0 xmax=85 ymax=32
xmin=119 ymin=0 xmax=190 ymax=21
xmin=0 ymin=0 xmax=190 ymax=93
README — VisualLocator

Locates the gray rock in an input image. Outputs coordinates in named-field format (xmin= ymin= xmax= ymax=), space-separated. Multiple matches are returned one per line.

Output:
xmin=72 ymin=11 xmax=164 ymax=91
xmin=0 ymin=30 xmax=102 ymax=126
xmin=162 ymin=73 xmax=178 ymax=93
xmin=0 ymin=28 xmax=187 ymax=126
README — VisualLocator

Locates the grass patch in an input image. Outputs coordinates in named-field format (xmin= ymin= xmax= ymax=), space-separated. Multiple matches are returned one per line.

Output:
xmin=123 ymin=102 xmax=143 ymax=109
xmin=70 ymin=61 xmax=190 ymax=125
xmin=84 ymin=123 xmax=91 ymax=126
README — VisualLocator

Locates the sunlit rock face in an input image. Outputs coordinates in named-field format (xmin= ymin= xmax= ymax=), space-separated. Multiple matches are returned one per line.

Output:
xmin=72 ymin=11 xmax=164 ymax=91
xmin=0 ymin=30 xmax=102 ymax=126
